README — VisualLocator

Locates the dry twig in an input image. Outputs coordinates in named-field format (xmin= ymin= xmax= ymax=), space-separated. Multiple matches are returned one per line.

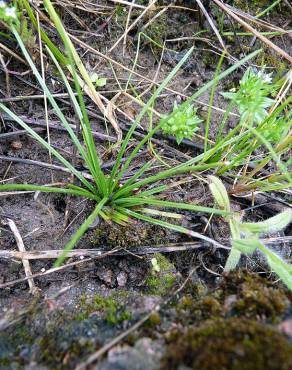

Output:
xmin=5 ymin=219 xmax=38 ymax=295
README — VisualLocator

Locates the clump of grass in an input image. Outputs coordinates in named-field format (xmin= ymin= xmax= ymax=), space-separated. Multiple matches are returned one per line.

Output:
xmin=0 ymin=1 xmax=290 ymax=289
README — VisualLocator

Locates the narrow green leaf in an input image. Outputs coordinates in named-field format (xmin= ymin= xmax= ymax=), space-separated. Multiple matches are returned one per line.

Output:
xmin=113 ymin=162 xmax=223 ymax=200
xmin=240 ymin=209 xmax=292 ymax=234
xmin=117 ymin=207 xmax=228 ymax=250
xmin=109 ymin=46 xmax=195 ymax=189
xmin=0 ymin=103 xmax=94 ymax=192
xmin=233 ymin=239 xmax=259 ymax=254
xmin=141 ymin=208 xmax=183 ymax=219
xmin=114 ymin=196 xmax=230 ymax=216
xmin=224 ymin=248 xmax=242 ymax=272
xmin=20 ymin=0 xmax=68 ymax=65
xmin=0 ymin=184 xmax=96 ymax=198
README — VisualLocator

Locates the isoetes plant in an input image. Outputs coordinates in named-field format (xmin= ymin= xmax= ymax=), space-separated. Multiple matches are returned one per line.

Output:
xmin=209 ymin=176 xmax=292 ymax=290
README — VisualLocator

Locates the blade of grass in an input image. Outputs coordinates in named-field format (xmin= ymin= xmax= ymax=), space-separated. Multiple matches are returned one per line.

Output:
xmin=0 ymin=184 xmax=98 ymax=199
xmin=43 ymin=0 xmax=121 ymax=141
xmin=10 ymin=27 xmax=96 ymax=192
xmin=46 ymin=48 xmax=96 ymax=174
xmin=141 ymin=208 xmax=183 ymax=219
xmin=114 ymin=49 xmax=262 ymax=192
xmin=20 ymin=0 xmax=68 ymax=65
xmin=246 ymin=125 xmax=291 ymax=183
xmin=186 ymin=49 xmax=262 ymax=106
xmin=204 ymin=51 xmax=225 ymax=155
xmin=109 ymin=46 xmax=195 ymax=189
xmin=118 ymin=159 xmax=156 ymax=190
xmin=113 ymin=162 xmax=223 ymax=200
xmin=115 ymin=197 xmax=231 ymax=216
xmin=48 ymin=47 xmax=108 ymax=195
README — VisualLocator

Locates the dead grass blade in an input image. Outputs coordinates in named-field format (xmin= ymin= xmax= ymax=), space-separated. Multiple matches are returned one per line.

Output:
xmin=5 ymin=219 xmax=38 ymax=295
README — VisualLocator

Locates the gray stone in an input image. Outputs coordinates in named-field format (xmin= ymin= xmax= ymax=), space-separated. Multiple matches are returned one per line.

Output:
xmin=96 ymin=338 xmax=164 ymax=370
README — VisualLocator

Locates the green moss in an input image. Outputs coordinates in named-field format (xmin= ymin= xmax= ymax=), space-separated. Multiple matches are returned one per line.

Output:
xmin=146 ymin=253 xmax=177 ymax=295
xmin=178 ymin=294 xmax=194 ymax=310
xmin=89 ymin=221 xmax=167 ymax=248
xmin=76 ymin=293 xmax=132 ymax=325
xmin=0 ymin=358 xmax=10 ymax=367
xmin=176 ymin=270 xmax=290 ymax=324
xmin=0 ymin=324 xmax=34 ymax=367
xmin=38 ymin=335 xmax=96 ymax=370
xmin=146 ymin=273 xmax=176 ymax=295
xmin=145 ymin=312 xmax=162 ymax=328
xmin=219 ymin=271 xmax=290 ymax=322
xmin=144 ymin=12 xmax=168 ymax=50
xmin=256 ymin=49 xmax=287 ymax=74
xmin=161 ymin=317 xmax=292 ymax=370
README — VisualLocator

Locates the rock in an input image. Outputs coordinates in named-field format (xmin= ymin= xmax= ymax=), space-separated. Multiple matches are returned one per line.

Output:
xmin=278 ymin=319 xmax=292 ymax=339
xmin=96 ymin=338 xmax=164 ymax=370
xmin=97 ymin=268 xmax=114 ymax=286
xmin=116 ymin=271 xmax=127 ymax=287
xmin=25 ymin=363 xmax=50 ymax=370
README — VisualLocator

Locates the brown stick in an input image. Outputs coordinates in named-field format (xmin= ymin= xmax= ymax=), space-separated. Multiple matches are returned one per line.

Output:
xmin=0 ymin=128 xmax=45 ymax=140
xmin=0 ymin=242 xmax=205 ymax=260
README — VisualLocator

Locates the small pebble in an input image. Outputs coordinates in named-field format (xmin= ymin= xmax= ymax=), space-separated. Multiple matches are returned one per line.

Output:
xmin=11 ymin=140 xmax=22 ymax=150
xmin=117 ymin=271 xmax=127 ymax=287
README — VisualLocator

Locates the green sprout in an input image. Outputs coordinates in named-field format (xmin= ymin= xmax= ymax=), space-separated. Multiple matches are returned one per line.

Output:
xmin=222 ymin=67 xmax=274 ymax=124
xmin=160 ymin=102 xmax=202 ymax=144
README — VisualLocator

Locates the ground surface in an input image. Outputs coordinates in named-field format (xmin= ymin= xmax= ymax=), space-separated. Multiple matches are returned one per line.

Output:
xmin=0 ymin=1 xmax=291 ymax=369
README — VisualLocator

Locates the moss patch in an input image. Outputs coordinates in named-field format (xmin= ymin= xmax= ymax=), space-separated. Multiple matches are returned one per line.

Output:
xmin=37 ymin=334 xmax=96 ymax=370
xmin=146 ymin=253 xmax=177 ymax=295
xmin=177 ymin=270 xmax=290 ymax=323
xmin=161 ymin=317 xmax=292 ymax=370
xmin=76 ymin=292 xmax=132 ymax=324
xmin=89 ymin=220 xmax=168 ymax=248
